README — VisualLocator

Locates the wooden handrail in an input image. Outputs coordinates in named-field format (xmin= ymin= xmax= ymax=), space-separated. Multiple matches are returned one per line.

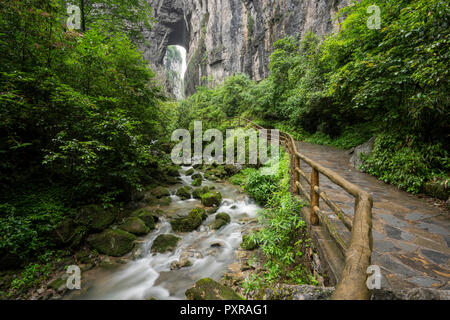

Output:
xmin=232 ymin=117 xmax=373 ymax=300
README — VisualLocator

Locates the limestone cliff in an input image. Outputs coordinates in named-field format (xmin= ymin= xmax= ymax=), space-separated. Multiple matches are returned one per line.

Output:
xmin=142 ymin=0 xmax=347 ymax=96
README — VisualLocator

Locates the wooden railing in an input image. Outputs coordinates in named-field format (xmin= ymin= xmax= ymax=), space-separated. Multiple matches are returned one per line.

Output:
xmin=227 ymin=117 xmax=374 ymax=300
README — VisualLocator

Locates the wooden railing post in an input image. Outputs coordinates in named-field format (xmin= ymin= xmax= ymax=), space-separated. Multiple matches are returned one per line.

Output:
xmin=293 ymin=154 xmax=299 ymax=194
xmin=310 ymin=168 xmax=320 ymax=226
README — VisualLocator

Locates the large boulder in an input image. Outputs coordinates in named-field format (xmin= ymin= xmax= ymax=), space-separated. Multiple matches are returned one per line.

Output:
xmin=201 ymin=191 xmax=222 ymax=207
xmin=131 ymin=208 xmax=160 ymax=225
xmin=422 ymin=180 xmax=449 ymax=200
xmin=215 ymin=213 xmax=231 ymax=223
xmin=185 ymin=278 xmax=244 ymax=300
xmin=349 ymin=137 xmax=375 ymax=169
xmin=120 ymin=217 xmax=150 ymax=236
xmin=171 ymin=209 xmax=203 ymax=232
xmin=165 ymin=165 xmax=181 ymax=177
xmin=76 ymin=205 xmax=117 ymax=232
xmin=151 ymin=234 xmax=180 ymax=253
xmin=192 ymin=178 xmax=202 ymax=187
xmin=176 ymin=186 xmax=192 ymax=200
xmin=87 ymin=229 xmax=136 ymax=257
xmin=192 ymin=186 xmax=211 ymax=199
xmin=150 ymin=186 xmax=170 ymax=198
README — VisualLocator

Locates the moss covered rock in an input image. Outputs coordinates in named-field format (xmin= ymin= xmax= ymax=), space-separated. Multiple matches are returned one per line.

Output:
xmin=191 ymin=207 xmax=208 ymax=220
xmin=87 ymin=229 xmax=136 ymax=257
xmin=201 ymin=191 xmax=222 ymax=207
xmin=191 ymin=173 xmax=202 ymax=180
xmin=166 ymin=165 xmax=181 ymax=177
xmin=176 ymin=186 xmax=192 ymax=200
xmin=120 ymin=217 xmax=150 ymax=236
xmin=158 ymin=196 xmax=172 ymax=206
xmin=192 ymin=186 xmax=210 ymax=199
xmin=422 ymin=180 xmax=449 ymax=200
xmin=210 ymin=218 xmax=228 ymax=230
xmin=215 ymin=213 xmax=231 ymax=223
xmin=150 ymin=186 xmax=170 ymax=198
xmin=192 ymin=178 xmax=202 ymax=187
xmin=131 ymin=208 xmax=161 ymax=224
xmin=185 ymin=278 xmax=244 ymax=300
xmin=151 ymin=234 xmax=180 ymax=253
xmin=171 ymin=209 xmax=203 ymax=232
xmin=77 ymin=205 xmax=117 ymax=232
xmin=185 ymin=168 xmax=195 ymax=176
xmin=241 ymin=234 xmax=258 ymax=250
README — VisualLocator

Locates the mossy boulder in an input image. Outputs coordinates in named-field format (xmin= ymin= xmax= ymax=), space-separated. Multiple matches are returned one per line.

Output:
xmin=131 ymin=208 xmax=161 ymax=224
xmin=87 ymin=229 xmax=136 ymax=257
xmin=241 ymin=234 xmax=258 ymax=250
xmin=185 ymin=278 xmax=244 ymax=300
xmin=136 ymin=211 xmax=156 ymax=229
xmin=166 ymin=165 xmax=181 ymax=177
xmin=76 ymin=205 xmax=117 ymax=232
xmin=224 ymin=164 xmax=240 ymax=175
xmin=210 ymin=219 xmax=227 ymax=230
xmin=206 ymin=207 xmax=219 ymax=215
xmin=158 ymin=196 xmax=172 ymax=206
xmin=204 ymin=171 xmax=219 ymax=181
xmin=176 ymin=186 xmax=192 ymax=200
xmin=191 ymin=173 xmax=202 ymax=180
xmin=150 ymin=186 xmax=170 ymax=198
xmin=185 ymin=168 xmax=195 ymax=176
xmin=151 ymin=234 xmax=180 ymax=253
xmin=191 ymin=207 xmax=208 ymax=220
xmin=201 ymin=191 xmax=222 ymax=207
xmin=422 ymin=180 xmax=449 ymax=200
xmin=215 ymin=213 xmax=231 ymax=223
xmin=192 ymin=186 xmax=210 ymax=199
xmin=120 ymin=217 xmax=150 ymax=236
xmin=192 ymin=178 xmax=202 ymax=187
xmin=171 ymin=209 xmax=203 ymax=232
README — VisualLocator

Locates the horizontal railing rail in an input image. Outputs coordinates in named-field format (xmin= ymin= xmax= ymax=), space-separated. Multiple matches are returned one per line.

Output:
xmin=226 ymin=117 xmax=373 ymax=300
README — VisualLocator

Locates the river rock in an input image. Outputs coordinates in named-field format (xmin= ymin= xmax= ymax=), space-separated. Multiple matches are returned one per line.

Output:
xmin=151 ymin=234 xmax=180 ymax=253
xmin=192 ymin=186 xmax=210 ymax=199
xmin=349 ymin=137 xmax=375 ymax=169
xmin=165 ymin=165 xmax=181 ymax=177
xmin=87 ymin=229 xmax=136 ymax=257
xmin=201 ymin=191 xmax=222 ymax=207
xmin=191 ymin=173 xmax=202 ymax=180
xmin=120 ymin=217 xmax=150 ymax=236
xmin=185 ymin=278 xmax=244 ymax=300
xmin=176 ymin=186 xmax=192 ymax=200
xmin=170 ymin=258 xmax=193 ymax=270
xmin=150 ymin=186 xmax=170 ymax=198
xmin=210 ymin=219 xmax=227 ymax=230
xmin=171 ymin=209 xmax=203 ymax=232
xmin=240 ymin=234 xmax=258 ymax=250
xmin=192 ymin=178 xmax=203 ymax=187
xmin=215 ymin=213 xmax=231 ymax=223
xmin=76 ymin=204 xmax=118 ymax=232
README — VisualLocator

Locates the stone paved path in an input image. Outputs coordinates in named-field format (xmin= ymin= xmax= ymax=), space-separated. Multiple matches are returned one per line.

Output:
xmin=295 ymin=141 xmax=450 ymax=291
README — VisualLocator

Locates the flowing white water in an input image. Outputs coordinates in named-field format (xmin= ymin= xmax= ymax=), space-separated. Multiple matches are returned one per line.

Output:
xmin=70 ymin=166 xmax=261 ymax=300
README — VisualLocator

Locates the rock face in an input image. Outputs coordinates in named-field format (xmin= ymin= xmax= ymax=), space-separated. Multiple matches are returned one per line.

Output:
xmin=349 ymin=137 xmax=375 ymax=170
xmin=143 ymin=0 xmax=348 ymax=96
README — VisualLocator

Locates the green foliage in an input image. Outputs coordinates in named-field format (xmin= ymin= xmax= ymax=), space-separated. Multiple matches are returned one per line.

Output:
xmin=241 ymin=153 xmax=316 ymax=292
xmin=0 ymin=0 xmax=170 ymax=265
xmin=361 ymin=133 xmax=449 ymax=193
xmin=177 ymin=0 xmax=449 ymax=194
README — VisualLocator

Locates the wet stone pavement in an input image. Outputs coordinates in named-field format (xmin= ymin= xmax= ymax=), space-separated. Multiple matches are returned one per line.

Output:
xmin=295 ymin=141 xmax=450 ymax=291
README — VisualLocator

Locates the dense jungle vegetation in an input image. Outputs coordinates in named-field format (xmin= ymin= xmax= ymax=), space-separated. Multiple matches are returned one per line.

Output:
xmin=178 ymin=0 xmax=449 ymax=194
xmin=0 ymin=0 xmax=176 ymax=275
